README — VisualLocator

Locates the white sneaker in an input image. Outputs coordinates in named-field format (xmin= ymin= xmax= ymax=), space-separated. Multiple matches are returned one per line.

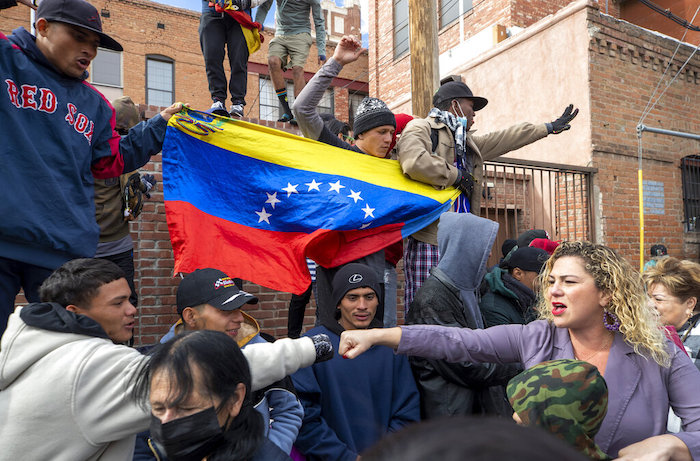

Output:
xmin=229 ymin=104 xmax=244 ymax=117
xmin=210 ymin=100 xmax=228 ymax=116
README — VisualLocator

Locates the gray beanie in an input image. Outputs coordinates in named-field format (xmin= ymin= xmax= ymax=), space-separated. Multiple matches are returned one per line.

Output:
xmin=353 ymin=97 xmax=396 ymax=137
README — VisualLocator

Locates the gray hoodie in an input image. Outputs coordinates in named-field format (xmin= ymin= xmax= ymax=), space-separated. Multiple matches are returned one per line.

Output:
xmin=435 ymin=212 xmax=499 ymax=329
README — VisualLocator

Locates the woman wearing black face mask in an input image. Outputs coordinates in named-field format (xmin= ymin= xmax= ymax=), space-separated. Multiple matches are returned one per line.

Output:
xmin=133 ymin=329 xmax=291 ymax=461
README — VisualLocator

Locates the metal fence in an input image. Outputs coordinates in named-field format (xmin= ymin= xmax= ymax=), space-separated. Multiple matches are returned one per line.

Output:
xmin=481 ymin=158 xmax=596 ymax=267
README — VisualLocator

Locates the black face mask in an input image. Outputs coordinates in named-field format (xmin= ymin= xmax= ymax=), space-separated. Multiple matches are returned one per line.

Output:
xmin=150 ymin=407 xmax=225 ymax=461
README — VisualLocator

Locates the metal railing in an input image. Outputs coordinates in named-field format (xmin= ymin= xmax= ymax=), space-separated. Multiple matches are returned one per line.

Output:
xmin=481 ymin=158 xmax=596 ymax=265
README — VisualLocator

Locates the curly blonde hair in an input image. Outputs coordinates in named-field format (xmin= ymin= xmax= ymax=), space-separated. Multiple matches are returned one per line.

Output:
xmin=643 ymin=257 xmax=700 ymax=309
xmin=535 ymin=241 xmax=670 ymax=367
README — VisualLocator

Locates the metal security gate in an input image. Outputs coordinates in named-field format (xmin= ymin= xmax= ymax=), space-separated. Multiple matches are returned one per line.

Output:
xmin=480 ymin=158 xmax=596 ymax=267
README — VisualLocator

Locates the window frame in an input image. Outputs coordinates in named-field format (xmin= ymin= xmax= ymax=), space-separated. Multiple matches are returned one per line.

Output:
xmin=90 ymin=47 xmax=122 ymax=88
xmin=681 ymin=155 xmax=700 ymax=232
xmin=439 ymin=0 xmax=473 ymax=30
xmin=145 ymin=54 xmax=175 ymax=107
xmin=393 ymin=0 xmax=410 ymax=59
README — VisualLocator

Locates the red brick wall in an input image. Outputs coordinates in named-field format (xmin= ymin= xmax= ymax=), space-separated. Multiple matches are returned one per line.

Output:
xmin=587 ymin=9 xmax=700 ymax=263
xmin=620 ymin=0 xmax=700 ymax=45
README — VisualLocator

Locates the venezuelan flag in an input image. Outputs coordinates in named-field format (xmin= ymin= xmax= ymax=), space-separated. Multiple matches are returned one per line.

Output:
xmin=163 ymin=109 xmax=459 ymax=294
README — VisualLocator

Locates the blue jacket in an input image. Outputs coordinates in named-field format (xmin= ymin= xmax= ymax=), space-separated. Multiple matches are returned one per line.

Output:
xmin=0 ymin=28 xmax=167 ymax=269
xmin=291 ymin=325 xmax=420 ymax=461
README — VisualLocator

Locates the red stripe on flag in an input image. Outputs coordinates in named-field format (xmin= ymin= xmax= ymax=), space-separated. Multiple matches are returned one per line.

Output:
xmin=166 ymin=201 xmax=404 ymax=295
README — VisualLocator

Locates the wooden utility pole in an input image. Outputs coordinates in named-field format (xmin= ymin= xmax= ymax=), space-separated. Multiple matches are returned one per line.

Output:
xmin=408 ymin=0 xmax=439 ymax=118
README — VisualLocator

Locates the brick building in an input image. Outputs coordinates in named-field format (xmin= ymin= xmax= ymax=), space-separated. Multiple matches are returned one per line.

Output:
xmin=1 ymin=0 xmax=369 ymax=343
xmin=371 ymin=0 xmax=700 ymax=266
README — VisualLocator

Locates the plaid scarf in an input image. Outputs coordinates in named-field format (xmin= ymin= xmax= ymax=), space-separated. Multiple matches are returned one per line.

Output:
xmin=429 ymin=108 xmax=472 ymax=213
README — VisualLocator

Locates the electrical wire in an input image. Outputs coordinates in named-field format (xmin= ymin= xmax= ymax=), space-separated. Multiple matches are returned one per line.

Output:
xmin=638 ymin=3 xmax=700 ymax=125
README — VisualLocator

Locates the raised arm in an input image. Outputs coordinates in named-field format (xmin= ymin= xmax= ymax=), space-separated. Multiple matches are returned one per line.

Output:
xmin=293 ymin=35 xmax=364 ymax=140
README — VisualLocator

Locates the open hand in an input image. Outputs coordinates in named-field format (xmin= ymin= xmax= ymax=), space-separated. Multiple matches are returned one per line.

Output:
xmin=332 ymin=35 xmax=365 ymax=66
xmin=549 ymin=104 xmax=579 ymax=134
xmin=160 ymin=102 xmax=188 ymax=122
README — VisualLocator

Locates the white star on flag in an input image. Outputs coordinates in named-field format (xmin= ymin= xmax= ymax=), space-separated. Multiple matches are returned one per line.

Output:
xmin=255 ymin=207 xmax=272 ymax=224
xmin=328 ymin=180 xmax=345 ymax=193
xmin=362 ymin=204 xmax=375 ymax=219
xmin=282 ymin=183 xmax=299 ymax=197
xmin=265 ymin=192 xmax=281 ymax=209
xmin=347 ymin=190 xmax=363 ymax=203
xmin=305 ymin=179 xmax=321 ymax=192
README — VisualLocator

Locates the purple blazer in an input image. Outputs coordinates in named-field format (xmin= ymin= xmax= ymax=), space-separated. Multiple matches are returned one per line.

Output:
xmin=397 ymin=320 xmax=700 ymax=457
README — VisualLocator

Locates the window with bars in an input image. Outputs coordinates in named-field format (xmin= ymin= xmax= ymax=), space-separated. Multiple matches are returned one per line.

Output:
xmin=259 ymin=77 xmax=333 ymax=121
xmin=681 ymin=155 xmax=700 ymax=232
xmin=259 ymin=77 xmax=279 ymax=121
xmin=146 ymin=55 xmax=174 ymax=107
xmin=439 ymin=0 xmax=473 ymax=29
xmin=91 ymin=48 xmax=121 ymax=87
xmin=393 ymin=0 xmax=409 ymax=59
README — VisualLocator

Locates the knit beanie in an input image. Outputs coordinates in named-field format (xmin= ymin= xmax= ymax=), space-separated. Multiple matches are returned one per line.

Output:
xmin=353 ymin=97 xmax=396 ymax=137
xmin=331 ymin=263 xmax=381 ymax=309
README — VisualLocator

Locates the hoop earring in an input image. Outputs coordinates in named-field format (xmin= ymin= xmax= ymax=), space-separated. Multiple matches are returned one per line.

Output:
xmin=603 ymin=309 xmax=620 ymax=332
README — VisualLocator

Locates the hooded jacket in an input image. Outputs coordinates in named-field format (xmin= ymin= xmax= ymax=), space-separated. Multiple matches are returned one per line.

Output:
xmin=291 ymin=322 xmax=420 ymax=461
xmin=0 ymin=28 xmax=167 ymax=270
xmin=480 ymin=267 xmax=537 ymax=327
xmin=406 ymin=212 xmax=520 ymax=418
xmin=0 ymin=304 xmax=318 ymax=461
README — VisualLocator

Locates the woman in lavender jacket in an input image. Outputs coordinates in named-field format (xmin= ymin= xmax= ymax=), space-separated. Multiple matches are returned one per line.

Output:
xmin=340 ymin=242 xmax=700 ymax=461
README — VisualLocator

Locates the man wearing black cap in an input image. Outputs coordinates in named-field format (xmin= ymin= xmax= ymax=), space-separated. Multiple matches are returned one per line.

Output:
xmin=397 ymin=76 xmax=578 ymax=313
xmin=480 ymin=246 xmax=550 ymax=327
xmin=133 ymin=268 xmax=305 ymax=458
xmin=0 ymin=0 xmax=184 ymax=337
xmin=291 ymin=263 xmax=420 ymax=461
xmin=0 ymin=259 xmax=329 ymax=460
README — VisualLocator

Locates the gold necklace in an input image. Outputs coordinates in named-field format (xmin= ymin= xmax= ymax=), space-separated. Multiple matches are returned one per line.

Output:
xmin=573 ymin=334 xmax=613 ymax=362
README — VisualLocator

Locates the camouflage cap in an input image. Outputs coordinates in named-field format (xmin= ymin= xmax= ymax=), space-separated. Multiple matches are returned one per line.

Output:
xmin=507 ymin=359 xmax=611 ymax=460
xmin=112 ymin=96 xmax=141 ymax=132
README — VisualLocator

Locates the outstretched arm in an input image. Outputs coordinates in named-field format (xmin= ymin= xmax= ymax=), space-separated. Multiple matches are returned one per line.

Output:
xmin=339 ymin=327 xmax=402 ymax=359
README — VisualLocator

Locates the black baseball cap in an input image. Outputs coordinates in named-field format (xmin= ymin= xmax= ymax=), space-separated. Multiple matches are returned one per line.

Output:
xmin=508 ymin=247 xmax=550 ymax=273
xmin=37 ymin=0 xmax=123 ymax=51
xmin=176 ymin=268 xmax=258 ymax=315
xmin=433 ymin=80 xmax=488 ymax=111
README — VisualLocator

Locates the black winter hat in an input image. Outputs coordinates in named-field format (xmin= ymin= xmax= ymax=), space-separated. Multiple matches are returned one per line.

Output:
xmin=353 ymin=97 xmax=396 ymax=137
xmin=433 ymin=81 xmax=488 ymax=111
xmin=331 ymin=263 xmax=381 ymax=309
xmin=516 ymin=229 xmax=549 ymax=249
xmin=37 ymin=0 xmax=123 ymax=51
xmin=650 ymin=244 xmax=668 ymax=257
xmin=508 ymin=247 xmax=550 ymax=273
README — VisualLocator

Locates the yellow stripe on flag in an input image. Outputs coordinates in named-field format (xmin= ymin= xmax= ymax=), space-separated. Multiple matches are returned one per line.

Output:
xmin=169 ymin=109 xmax=460 ymax=203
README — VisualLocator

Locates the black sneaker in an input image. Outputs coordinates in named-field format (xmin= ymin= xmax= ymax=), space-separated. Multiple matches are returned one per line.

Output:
xmin=278 ymin=112 xmax=296 ymax=124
